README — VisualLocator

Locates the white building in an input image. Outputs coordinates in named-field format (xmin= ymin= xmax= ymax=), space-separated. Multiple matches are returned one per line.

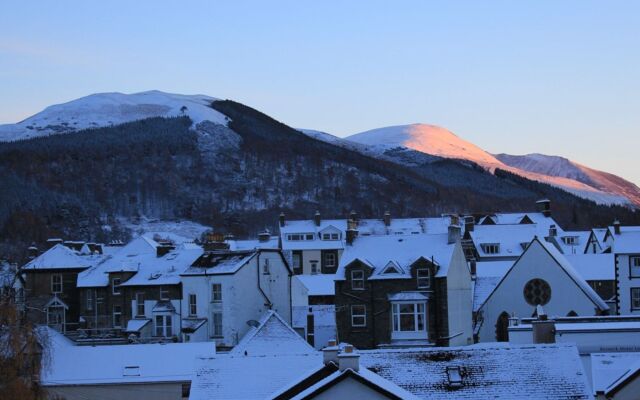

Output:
xmin=476 ymin=237 xmax=609 ymax=343
xmin=291 ymin=273 xmax=337 ymax=349
xmin=179 ymin=249 xmax=292 ymax=347
xmin=610 ymin=226 xmax=640 ymax=315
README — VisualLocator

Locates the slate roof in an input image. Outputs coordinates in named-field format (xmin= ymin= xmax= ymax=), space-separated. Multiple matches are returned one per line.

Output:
xmin=611 ymin=229 xmax=640 ymax=253
xmin=358 ymin=343 xmax=592 ymax=399
xmin=181 ymin=250 xmax=257 ymax=276
xmin=473 ymin=276 xmax=502 ymax=312
xmin=22 ymin=244 xmax=106 ymax=271
xmin=232 ymin=310 xmax=315 ymax=356
xmin=336 ymin=233 xmax=457 ymax=280
xmin=591 ymin=352 xmax=640 ymax=395
xmin=470 ymin=223 xmax=552 ymax=258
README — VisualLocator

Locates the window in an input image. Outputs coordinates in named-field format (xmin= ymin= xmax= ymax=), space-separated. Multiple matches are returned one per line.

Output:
xmin=632 ymin=288 xmax=640 ymax=310
xmin=322 ymin=233 xmax=340 ymax=240
xmin=287 ymin=233 xmax=314 ymax=241
xmin=324 ymin=253 xmax=336 ymax=268
xmin=155 ymin=315 xmax=172 ymax=337
xmin=263 ymin=258 xmax=270 ymax=275
xmin=112 ymin=278 xmax=121 ymax=295
xmin=160 ymin=286 xmax=170 ymax=300
xmin=630 ymin=257 xmax=640 ymax=278
xmin=292 ymin=252 xmax=302 ymax=275
xmin=212 ymin=312 xmax=223 ymax=337
xmin=136 ymin=293 xmax=145 ymax=316
xmin=51 ymin=274 xmax=62 ymax=294
xmin=523 ymin=279 xmax=552 ymax=306
xmin=123 ymin=366 xmax=140 ymax=376
xmin=481 ymin=243 xmax=500 ymax=254
xmin=211 ymin=284 xmax=222 ymax=302
xmin=562 ymin=236 xmax=578 ymax=245
xmin=392 ymin=303 xmax=426 ymax=332
xmin=351 ymin=305 xmax=366 ymax=327
xmin=86 ymin=289 xmax=94 ymax=311
xmin=189 ymin=294 xmax=197 ymax=316
xmin=417 ymin=268 xmax=430 ymax=289
xmin=351 ymin=270 xmax=364 ymax=290
xmin=113 ymin=305 xmax=122 ymax=328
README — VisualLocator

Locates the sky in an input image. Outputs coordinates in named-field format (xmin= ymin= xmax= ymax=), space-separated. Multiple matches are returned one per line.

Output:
xmin=1 ymin=1 xmax=639 ymax=183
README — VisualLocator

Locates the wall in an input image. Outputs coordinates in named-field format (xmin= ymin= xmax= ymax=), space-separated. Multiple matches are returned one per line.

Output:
xmin=446 ymin=242 xmax=474 ymax=346
xmin=308 ymin=376 xmax=392 ymax=400
xmin=24 ymin=269 xmax=84 ymax=330
xmin=615 ymin=254 xmax=640 ymax=315
xmin=46 ymin=382 xmax=188 ymax=400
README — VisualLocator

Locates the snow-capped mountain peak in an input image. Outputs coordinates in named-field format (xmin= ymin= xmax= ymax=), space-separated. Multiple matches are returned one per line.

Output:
xmin=0 ymin=90 xmax=229 ymax=142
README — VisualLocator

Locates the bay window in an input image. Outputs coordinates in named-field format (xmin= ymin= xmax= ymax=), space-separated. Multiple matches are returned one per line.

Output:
xmin=155 ymin=315 xmax=173 ymax=337
xmin=391 ymin=302 xmax=427 ymax=340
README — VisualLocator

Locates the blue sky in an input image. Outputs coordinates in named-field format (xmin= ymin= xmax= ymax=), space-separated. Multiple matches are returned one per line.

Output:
xmin=1 ymin=1 xmax=639 ymax=183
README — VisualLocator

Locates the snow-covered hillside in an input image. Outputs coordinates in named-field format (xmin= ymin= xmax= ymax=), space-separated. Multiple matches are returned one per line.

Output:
xmin=0 ymin=90 xmax=229 ymax=141
xmin=346 ymin=124 xmax=636 ymax=207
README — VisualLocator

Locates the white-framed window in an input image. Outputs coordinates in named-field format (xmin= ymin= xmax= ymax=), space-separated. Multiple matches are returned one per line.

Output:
xmin=392 ymin=302 xmax=426 ymax=333
xmin=311 ymin=262 xmax=319 ymax=274
xmin=189 ymin=294 xmax=197 ymax=316
xmin=287 ymin=233 xmax=314 ymax=241
xmin=351 ymin=270 xmax=364 ymax=290
xmin=113 ymin=305 xmax=122 ymax=328
xmin=324 ymin=253 xmax=336 ymax=268
xmin=211 ymin=284 xmax=222 ymax=302
xmin=562 ymin=236 xmax=578 ymax=245
xmin=632 ymin=288 xmax=640 ymax=310
xmin=351 ymin=305 xmax=366 ymax=327
xmin=417 ymin=268 xmax=430 ymax=289
xmin=481 ymin=243 xmax=500 ymax=254
xmin=212 ymin=312 xmax=223 ymax=337
xmin=321 ymin=233 xmax=340 ymax=240
xmin=112 ymin=278 xmax=121 ymax=295
xmin=135 ymin=292 xmax=145 ymax=316
xmin=155 ymin=315 xmax=172 ymax=337
xmin=86 ymin=289 xmax=94 ymax=311
xmin=292 ymin=252 xmax=302 ymax=274
xmin=160 ymin=286 xmax=170 ymax=300
xmin=630 ymin=257 xmax=640 ymax=278
xmin=51 ymin=274 xmax=63 ymax=294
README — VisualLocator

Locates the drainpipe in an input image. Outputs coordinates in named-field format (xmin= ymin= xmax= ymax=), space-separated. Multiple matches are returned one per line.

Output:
xmin=256 ymin=252 xmax=272 ymax=309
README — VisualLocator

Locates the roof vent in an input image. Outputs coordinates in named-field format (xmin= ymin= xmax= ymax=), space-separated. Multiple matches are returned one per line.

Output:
xmin=446 ymin=366 xmax=463 ymax=388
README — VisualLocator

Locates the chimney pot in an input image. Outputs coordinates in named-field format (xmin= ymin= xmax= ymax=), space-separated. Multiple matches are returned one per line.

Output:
xmin=383 ymin=211 xmax=391 ymax=227
xmin=536 ymin=199 xmax=551 ymax=217
xmin=614 ymin=220 xmax=621 ymax=235
xmin=338 ymin=345 xmax=359 ymax=372
xmin=323 ymin=341 xmax=339 ymax=365
xmin=448 ymin=224 xmax=461 ymax=244
xmin=314 ymin=210 xmax=321 ymax=227
xmin=279 ymin=212 xmax=286 ymax=227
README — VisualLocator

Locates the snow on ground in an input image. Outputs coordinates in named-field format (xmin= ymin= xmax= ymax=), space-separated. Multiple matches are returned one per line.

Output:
xmin=121 ymin=217 xmax=211 ymax=242
xmin=0 ymin=90 xmax=228 ymax=141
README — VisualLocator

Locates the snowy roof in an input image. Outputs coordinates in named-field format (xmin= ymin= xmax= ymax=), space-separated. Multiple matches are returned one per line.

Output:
xmin=288 ymin=366 xmax=421 ymax=400
xmin=189 ymin=353 xmax=324 ymax=400
xmin=232 ymin=311 xmax=315 ymax=357
xmin=119 ymin=245 xmax=203 ymax=286
xmin=564 ymin=254 xmax=614 ymax=281
xmin=181 ymin=250 xmax=257 ymax=276
xmin=611 ymin=230 xmax=640 ymax=254
xmin=42 ymin=341 xmax=216 ymax=386
xmin=591 ymin=352 xmax=640 ymax=395
xmin=553 ymin=231 xmax=591 ymax=255
xmin=554 ymin=321 xmax=640 ymax=332
xmin=358 ymin=343 xmax=591 ymax=399
xmin=125 ymin=318 xmax=151 ymax=333
xmin=473 ymin=276 xmax=502 ymax=311
xmin=605 ymin=357 xmax=640 ymax=396
xmin=470 ymin=223 xmax=554 ymax=258
xmin=474 ymin=260 xmax=514 ymax=277
xmin=22 ymin=244 xmax=105 ymax=271
xmin=293 ymin=274 xmax=336 ymax=296
xmin=337 ymin=233 xmax=456 ymax=280
xmin=478 ymin=212 xmax=559 ymax=227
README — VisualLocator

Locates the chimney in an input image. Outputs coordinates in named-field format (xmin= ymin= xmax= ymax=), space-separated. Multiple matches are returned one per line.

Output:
xmin=27 ymin=245 xmax=39 ymax=259
xmin=338 ymin=345 xmax=359 ymax=372
xmin=46 ymin=238 xmax=63 ymax=249
xmin=549 ymin=224 xmax=558 ymax=237
xmin=448 ymin=223 xmax=461 ymax=244
xmin=323 ymin=340 xmax=339 ymax=365
xmin=156 ymin=244 xmax=175 ymax=258
xmin=203 ymin=233 xmax=230 ymax=251
xmin=536 ymin=199 xmax=551 ymax=218
xmin=346 ymin=219 xmax=359 ymax=245
xmin=383 ymin=211 xmax=391 ymax=227
xmin=279 ymin=212 xmax=286 ymax=228
xmin=469 ymin=260 xmax=477 ymax=278
xmin=614 ymin=220 xmax=621 ymax=235
xmin=258 ymin=229 xmax=271 ymax=243
xmin=349 ymin=210 xmax=359 ymax=224
xmin=314 ymin=210 xmax=321 ymax=227
xmin=532 ymin=305 xmax=556 ymax=344
xmin=464 ymin=216 xmax=475 ymax=232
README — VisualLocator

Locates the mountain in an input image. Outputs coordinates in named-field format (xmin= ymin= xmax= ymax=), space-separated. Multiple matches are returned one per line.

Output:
xmin=347 ymin=124 xmax=639 ymax=207
xmin=1 ymin=91 xmax=638 ymax=261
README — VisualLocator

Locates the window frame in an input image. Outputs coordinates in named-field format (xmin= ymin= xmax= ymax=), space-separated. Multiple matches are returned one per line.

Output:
xmin=212 ymin=312 xmax=223 ymax=337
xmin=189 ymin=293 xmax=197 ymax=316
xmin=155 ymin=314 xmax=173 ymax=337
xmin=631 ymin=288 xmax=640 ymax=311
xmin=86 ymin=289 xmax=94 ymax=311
xmin=630 ymin=256 xmax=640 ymax=278
xmin=51 ymin=273 xmax=63 ymax=294
xmin=351 ymin=305 xmax=366 ymax=327
xmin=112 ymin=278 xmax=121 ymax=295
xmin=112 ymin=305 xmax=122 ymax=328
xmin=416 ymin=268 xmax=431 ymax=289
xmin=391 ymin=302 xmax=427 ymax=334
xmin=159 ymin=286 xmax=170 ymax=300
xmin=324 ymin=252 xmax=336 ymax=268
xmin=135 ymin=292 xmax=145 ymax=317
xmin=351 ymin=270 xmax=365 ymax=290
xmin=481 ymin=243 xmax=500 ymax=255
xmin=211 ymin=283 xmax=222 ymax=303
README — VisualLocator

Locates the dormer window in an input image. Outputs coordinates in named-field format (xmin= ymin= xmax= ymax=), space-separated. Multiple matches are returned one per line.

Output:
xmin=416 ymin=268 xmax=430 ymax=289
xmin=351 ymin=270 xmax=365 ymax=290
xmin=112 ymin=278 xmax=121 ymax=295
xmin=481 ymin=243 xmax=500 ymax=254
xmin=382 ymin=262 xmax=401 ymax=274
xmin=562 ymin=236 xmax=578 ymax=245
xmin=287 ymin=233 xmax=314 ymax=241
xmin=321 ymin=233 xmax=340 ymax=240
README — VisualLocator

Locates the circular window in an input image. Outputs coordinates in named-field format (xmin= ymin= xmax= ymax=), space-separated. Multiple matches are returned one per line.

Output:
xmin=523 ymin=279 xmax=551 ymax=306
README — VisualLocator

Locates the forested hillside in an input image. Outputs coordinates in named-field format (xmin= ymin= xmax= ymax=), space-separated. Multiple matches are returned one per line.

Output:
xmin=0 ymin=101 xmax=637 ymax=261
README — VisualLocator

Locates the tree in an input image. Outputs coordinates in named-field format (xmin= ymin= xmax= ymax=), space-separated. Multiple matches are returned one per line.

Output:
xmin=180 ymin=105 xmax=188 ymax=115
xmin=0 ymin=265 xmax=50 ymax=400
